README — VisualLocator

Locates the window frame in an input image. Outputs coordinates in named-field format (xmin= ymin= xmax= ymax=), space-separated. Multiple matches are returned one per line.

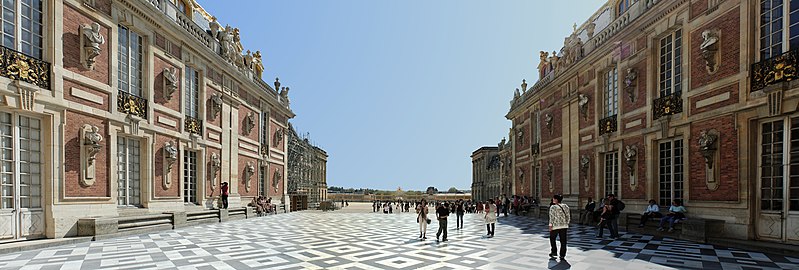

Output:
xmin=604 ymin=151 xmax=620 ymax=197
xmin=758 ymin=0 xmax=799 ymax=61
xmin=183 ymin=149 xmax=197 ymax=204
xmin=658 ymin=138 xmax=685 ymax=207
xmin=184 ymin=66 xmax=200 ymax=118
xmin=117 ymin=25 xmax=144 ymax=97
xmin=658 ymin=29 xmax=683 ymax=97
xmin=0 ymin=0 xmax=45 ymax=60
xmin=604 ymin=66 xmax=619 ymax=117
xmin=616 ymin=0 xmax=630 ymax=17
xmin=116 ymin=136 xmax=141 ymax=207
xmin=0 ymin=112 xmax=43 ymax=210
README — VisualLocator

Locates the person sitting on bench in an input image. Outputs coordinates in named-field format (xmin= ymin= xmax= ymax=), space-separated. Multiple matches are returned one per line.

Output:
xmin=638 ymin=199 xmax=662 ymax=227
xmin=657 ymin=200 xmax=687 ymax=232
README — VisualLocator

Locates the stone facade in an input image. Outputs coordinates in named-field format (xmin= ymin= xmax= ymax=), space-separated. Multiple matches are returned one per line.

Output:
xmin=286 ymin=124 xmax=328 ymax=209
xmin=504 ymin=0 xmax=799 ymax=245
xmin=471 ymin=147 xmax=501 ymax=202
xmin=0 ymin=0 xmax=293 ymax=241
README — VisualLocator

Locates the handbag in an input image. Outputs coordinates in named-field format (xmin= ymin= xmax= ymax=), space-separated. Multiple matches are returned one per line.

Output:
xmin=426 ymin=219 xmax=431 ymax=224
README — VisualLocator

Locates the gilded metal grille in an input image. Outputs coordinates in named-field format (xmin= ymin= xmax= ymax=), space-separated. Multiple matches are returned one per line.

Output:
xmin=117 ymin=91 xmax=148 ymax=119
xmin=184 ymin=115 xmax=203 ymax=134
xmin=0 ymin=45 xmax=50 ymax=89
xmin=598 ymin=114 xmax=618 ymax=135
xmin=752 ymin=49 xmax=799 ymax=92
xmin=653 ymin=92 xmax=682 ymax=120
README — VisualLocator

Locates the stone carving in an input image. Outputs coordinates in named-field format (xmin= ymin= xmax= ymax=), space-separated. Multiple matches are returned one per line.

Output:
xmin=81 ymin=124 xmax=102 ymax=187
xmin=162 ymin=141 xmax=177 ymax=189
xmin=517 ymin=168 xmax=524 ymax=181
xmin=579 ymin=155 xmax=589 ymax=179
xmin=624 ymin=68 xmax=637 ymax=102
xmin=244 ymin=161 xmax=255 ymax=192
xmin=243 ymin=50 xmax=254 ymax=70
xmin=560 ymin=26 xmax=584 ymax=69
xmin=273 ymin=127 xmax=285 ymax=146
xmin=624 ymin=145 xmax=638 ymax=175
xmin=544 ymin=113 xmax=553 ymax=135
xmin=80 ymin=22 xmax=105 ymax=70
xmin=210 ymin=152 xmax=221 ymax=187
xmin=516 ymin=127 xmax=524 ymax=144
xmin=546 ymin=162 xmax=554 ymax=184
xmin=698 ymin=129 xmax=719 ymax=169
xmin=538 ymin=51 xmax=552 ymax=79
xmin=550 ymin=51 xmax=561 ymax=71
xmin=513 ymin=88 xmax=521 ymax=101
xmin=243 ymin=112 xmax=255 ymax=135
xmin=17 ymin=85 xmax=39 ymax=111
xmin=700 ymin=29 xmax=720 ymax=74
xmin=209 ymin=93 xmax=222 ymax=119
xmin=162 ymin=67 xmax=178 ymax=100
xmin=586 ymin=22 xmax=596 ymax=38
xmin=521 ymin=79 xmax=528 ymax=93
xmin=274 ymin=77 xmax=281 ymax=92
xmin=498 ymin=137 xmax=506 ymax=150
xmin=260 ymin=144 xmax=269 ymax=160
xmin=272 ymin=168 xmax=282 ymax=191
xmin=253 ymin=51 xmax=264 ymax=78
xmin=279 ymin=87 xmax=290 ymax=108
xmin=208 ymin=16 xmax=221 ymax=40
xmin=578 ymin=93 xmax=589 ymax=121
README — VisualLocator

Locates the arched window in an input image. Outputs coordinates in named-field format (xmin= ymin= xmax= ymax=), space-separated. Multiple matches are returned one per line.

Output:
xmin=617 ymin=0 xmax=630 ymax=17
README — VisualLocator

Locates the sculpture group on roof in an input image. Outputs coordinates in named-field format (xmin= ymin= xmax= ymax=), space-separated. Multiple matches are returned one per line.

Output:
xmin=208 ymin=16 xmax=265 ymax=79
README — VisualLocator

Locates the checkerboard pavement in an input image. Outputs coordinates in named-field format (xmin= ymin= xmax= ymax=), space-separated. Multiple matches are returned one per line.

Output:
xmin=0 ymin=210 xmax=797 ymax=270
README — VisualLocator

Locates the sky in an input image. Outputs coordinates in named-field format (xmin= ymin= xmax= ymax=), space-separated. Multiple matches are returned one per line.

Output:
xmin=196 ymin=0 xmax=602 ymax=191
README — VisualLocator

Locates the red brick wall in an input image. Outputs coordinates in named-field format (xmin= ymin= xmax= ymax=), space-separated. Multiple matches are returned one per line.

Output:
xmin=542 ymin=158 xmax=562 ymax=198
xmin=579 ymin=149 xmax=595 ymax=199
xmin=622 ymin=60 xmax=647 ymax=114
xmin=690 ymin=7 xmax=741 ymax=89
xmin=238 ymin=155 xmax=258 ymax=197
xmin=63 ymin=80 xmax=109 ymax=111
xmin=153 ymin=135 xmax=180 ymax=198
xmin=270 ymin=121 xmax=285 ymax=151
xmin=689 ymin=116 xmax=739 ymax=201
xmin=622 ymin=137 xmax=647 ymax=200
xmin=94 ymin=0 xmax=112 ymax=15
xmin=239 ymin=106 xmax=259 ymax=142
xmin=621 ymin=114 xmax=647 ymax=133
xmin=153 ymin=112 xmax=180 ymax=132
xmin=267 ymin=163 xmax=284 ymax=198
xmin=690 ymin=0 xmax=708 ymax=21
xmin=579 ymin=87 xmax=595 ymax=129
xmin=153 ymin=56 xmax=182 ymax=111
xmin=205 ymin=86 xmax=222 ymax=127
xmin=62 ymin=4 xmax=110 ymax=85
xmin=64 ymin=111 xmax=108 ymax=197
xmin=690 ymin=83 xmax=739 ymax=115
xmin=541 ymin=106 xmax=562 ymax=145
xmin=205 ymin=147 xmax=221 ymax=197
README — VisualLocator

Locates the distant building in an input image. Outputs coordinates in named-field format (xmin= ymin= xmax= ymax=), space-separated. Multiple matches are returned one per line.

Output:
xmin=471 ymin=146 xmax=500 ymax=201
xmin=286 ymin=124 xmax=328 ymax=210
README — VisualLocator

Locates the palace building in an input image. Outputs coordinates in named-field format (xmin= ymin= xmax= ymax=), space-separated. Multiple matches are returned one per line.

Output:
xmin=470 ymin=146 xmax=500 ymax=202
xmin=286 ymin=123 xmax=328 ymax=211
xmin=506 ymin=0 xmax=799 ymax=244
xmin=0 ymin=0 xmax=294 ymax=241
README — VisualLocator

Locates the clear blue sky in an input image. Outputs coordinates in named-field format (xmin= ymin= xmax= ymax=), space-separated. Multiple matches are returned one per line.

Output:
xmin=197 ymin=0 xmax=602 ymax=191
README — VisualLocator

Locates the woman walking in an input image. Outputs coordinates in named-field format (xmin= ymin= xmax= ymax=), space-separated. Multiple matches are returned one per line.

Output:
xmin=484 ymin=199 xmax=497 ymax=238
xmin=416 ymin=199 xmax=429 ymax=240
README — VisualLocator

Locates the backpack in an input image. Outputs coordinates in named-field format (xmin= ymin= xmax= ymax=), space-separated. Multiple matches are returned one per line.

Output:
xmin=616 ymin=200 xmax=626 ymax=212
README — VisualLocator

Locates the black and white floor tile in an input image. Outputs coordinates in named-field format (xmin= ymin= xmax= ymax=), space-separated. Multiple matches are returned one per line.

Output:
xmin=0 ymin=210 xmax=797 ymax=270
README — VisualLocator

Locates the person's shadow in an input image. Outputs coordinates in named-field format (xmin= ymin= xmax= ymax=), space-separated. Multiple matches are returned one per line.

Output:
xmin=548 ymin=258 xmax=571 ymax=270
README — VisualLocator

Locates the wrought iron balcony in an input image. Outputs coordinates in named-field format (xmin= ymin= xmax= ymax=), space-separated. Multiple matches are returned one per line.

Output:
xmin=598 ymin=114 xmax=617 ymax=135
xmin=751 ymin=49 xmax=799 ymax=92
xmin=117 ymin=91 xmax=148 ymax=119
xmin=184 ymin=115 xmax=203 ymax=134
xmin=531 ymin=143 xmax=540 ymax=156
xmin=0 ymin=45 xmax=50 ymax=90
xmin=652 ymin=92 xmax=683 ymax=120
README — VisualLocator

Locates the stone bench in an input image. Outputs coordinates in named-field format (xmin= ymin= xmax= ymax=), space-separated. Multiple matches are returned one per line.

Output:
xmin=625 ymin=213 xmax=724 ymax=243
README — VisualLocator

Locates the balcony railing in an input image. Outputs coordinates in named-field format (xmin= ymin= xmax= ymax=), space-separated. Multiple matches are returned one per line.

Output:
xmin=531 ymin=143 xmax=540 ymax=156
xmin=184 ymin=115 xmax=203 ymax=134
xmin=652 ymin=92 xmax=683 ymax=120
xmin=117 ymin=91 xmax=148 ymax=119
xmin=598 ymin=114 xmax=617 ymax=135
xmin=0 ymin=45 xmax=51 ymax=90
xmin=751 ymin=49 xmax=799 ymax=92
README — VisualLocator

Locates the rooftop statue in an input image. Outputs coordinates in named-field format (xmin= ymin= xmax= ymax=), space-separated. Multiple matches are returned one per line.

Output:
xmin=253 ymin=51 xmax=264 ymax=78
xmin=209 ymin=16 xmax=221 ymax=40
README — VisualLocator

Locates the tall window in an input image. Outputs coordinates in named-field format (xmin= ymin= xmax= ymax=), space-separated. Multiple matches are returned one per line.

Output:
xmin=617 ymin=0 xmax=630 ymax=16
xmin=659 ymin=30 xmax=682 ymax=96
xmin=0 ymin=113 xmax=42 ymax=210
xmin=604 ymin=67 xmax=619 ymax=117
xmin=118 ymin=26 xmax=143 ymax=96
xmin=117 ymin=137 xmax=141 ymax=206
xmin=659 ymin=138 xmax=684 ymax=207
xmin=0 ymin=0 xmax=43 ymax=59
xmin=183 ymin=150 xmax=197 ymax=204
xmin=759 ymin=118 xmax=799 ymax=212
xmin=604 ymin=152 xmax=620 ymax=196
xmin=185 ymin=67 xmax=199 ymax=118
xmin=759 ymin=0 xmax=799 ymax=60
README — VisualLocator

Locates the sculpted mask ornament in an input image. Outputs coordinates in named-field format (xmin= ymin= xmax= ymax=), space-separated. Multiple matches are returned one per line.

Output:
xmin=577 ymin=94 xmax=589 ymax=121
xmin=210 ymin=93 xmax=222 ymax=119
xmin=163 ymin=67 xmax=178 ymax=101
xmin=244 ymin=161 xmax=255 ymax=192
xmin=579 ymin=155 xmax=590 ymax=179
xmin=81 ymin=22 xmax=105 ymax=70
xmin=624 ymin=68 xmax=637 ymax=102
xmin=81 ymin=125 xmax=102 ymax=187
xmin=700 ymin=29 xmax=720 ymax=74
xmin=624 ymin=145 xmax=638 ymax=175
xmin=544 ymin=113 xmax=553 ymax=135
xmin=243 ymin=112 xmax=255 ymax=135
xmin=698 ymin=130 xmax=719 ymax=169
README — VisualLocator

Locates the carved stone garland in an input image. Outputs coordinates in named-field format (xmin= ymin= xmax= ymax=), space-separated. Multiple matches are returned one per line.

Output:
xmin=163 ymin=141 xmax=178 ymax=189
xmin=80 ymin=124 xmax=102 ymax=187
xmin=163 ymin=67 xmax=178 ymax=100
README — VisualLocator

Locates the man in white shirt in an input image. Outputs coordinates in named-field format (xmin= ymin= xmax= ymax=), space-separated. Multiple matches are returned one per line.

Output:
xmin=548 ymin=194 xmax=570 ymax=260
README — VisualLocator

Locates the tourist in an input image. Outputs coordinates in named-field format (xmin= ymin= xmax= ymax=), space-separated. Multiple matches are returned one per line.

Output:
xmin=455 ymin=199 xmax=465 ymax=229
xmin=476 ymin=201 xmax=483 ymax=213
xmin=494 ymin=197 xmax=502 ymax=217
xmin=383 ymin=202 xmax=389 ymax=214
xmin=417 ymin=199 xmax=430 ymax=240
xmin=484 ymin=199 xmax=497 ymax=237
xmin=436 ymin=202 xmax=450 ymax=242
xmin=605 ymin=194 xmax=623 ymax=238
xmin=593 ymin=198 xmax=606 ymax=224
xmin=220 ymin=182 xmax=229 ymax=209
xmin=582 ymin=197 xmax=596 ymax=225
xmin=596 ymin=202 xmax=612 ymax=238
xmin=389 ymin=203 xmax=393 ymax=214
xmin=503 ymin=195 xmax=511 ymax=217
xmin=657 ymin=200 xmax=687 ymax=232
xmin=549 ymin=194 xmax=570 ymax=260
xmin=639 ymin=200 xmax=662 ymax=228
